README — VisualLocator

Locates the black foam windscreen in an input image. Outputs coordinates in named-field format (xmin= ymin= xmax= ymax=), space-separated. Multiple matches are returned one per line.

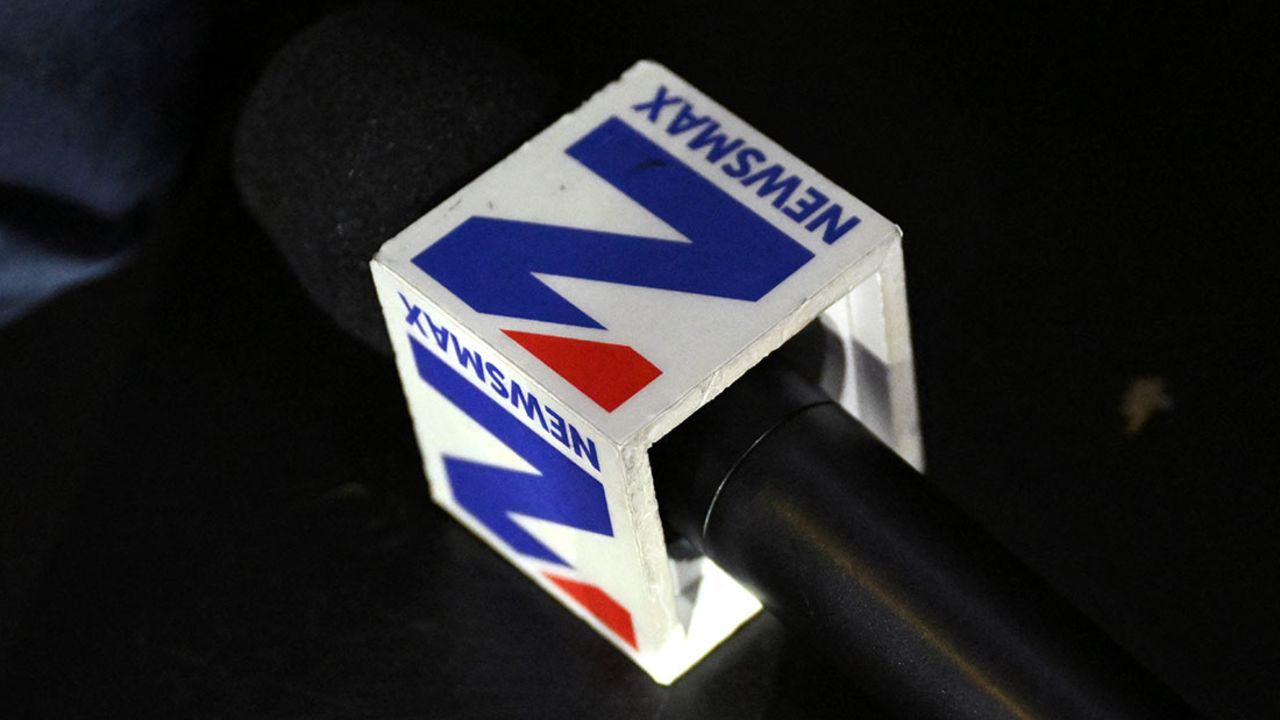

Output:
xmin=234 ymin=2 xmax=561 ymax=352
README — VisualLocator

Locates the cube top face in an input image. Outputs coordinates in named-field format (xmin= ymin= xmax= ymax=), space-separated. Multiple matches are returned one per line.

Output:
xmin=376 ymin=60 xmax=900 ymax=447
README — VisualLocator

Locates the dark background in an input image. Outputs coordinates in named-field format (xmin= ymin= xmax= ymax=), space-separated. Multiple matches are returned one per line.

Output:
xmin=2 ymin=1 xmax=1277 ymax=718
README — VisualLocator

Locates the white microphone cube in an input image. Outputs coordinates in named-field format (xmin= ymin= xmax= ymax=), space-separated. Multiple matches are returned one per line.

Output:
xmin=371 ymin=60 xmax=920 ymax=683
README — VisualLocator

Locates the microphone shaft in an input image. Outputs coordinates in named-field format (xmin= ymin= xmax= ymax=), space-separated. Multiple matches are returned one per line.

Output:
xmin=651 ymin=360 xmax=1198 ymax=719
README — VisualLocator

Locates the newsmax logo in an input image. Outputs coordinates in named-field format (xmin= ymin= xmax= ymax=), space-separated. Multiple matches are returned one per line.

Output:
xmin=402 ymin=295 xmax=638 ymax=648
xmin=412 ymin=90 xmax=855 ymax=413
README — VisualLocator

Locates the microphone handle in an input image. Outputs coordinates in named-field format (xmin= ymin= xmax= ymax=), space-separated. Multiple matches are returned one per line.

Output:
xmin=651 ymin=360 xmax=1199 ymax=719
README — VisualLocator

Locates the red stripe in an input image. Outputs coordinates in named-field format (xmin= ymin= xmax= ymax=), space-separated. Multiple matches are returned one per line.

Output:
xmin=503 ymin=330 xmax=661 ymax=412
xmin=543 ymin=573 xmax=637 ymax=649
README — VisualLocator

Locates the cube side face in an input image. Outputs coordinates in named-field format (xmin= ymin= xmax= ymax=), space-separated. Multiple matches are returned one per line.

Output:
xmin=817 ymin=239 xmax=923 ymax=471
xmin=372 ymin=265 xmax=684 ymax=675
xmin=371 ymin=60 xmax=919 ymax=682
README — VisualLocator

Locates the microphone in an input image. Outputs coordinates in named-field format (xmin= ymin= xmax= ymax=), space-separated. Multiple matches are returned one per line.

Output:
xmin=234 ymin=6 xmax=1199 ymax=718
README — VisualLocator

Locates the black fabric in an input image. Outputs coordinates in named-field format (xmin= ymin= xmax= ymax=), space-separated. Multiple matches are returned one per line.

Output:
xmin=0 ymin=0 xmax=210 ymax=323
xmin=2 ymin=2 xmax=1278 ymax=718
